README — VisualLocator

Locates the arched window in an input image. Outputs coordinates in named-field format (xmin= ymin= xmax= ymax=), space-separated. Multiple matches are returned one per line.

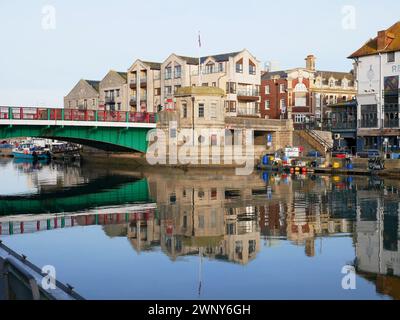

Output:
xmin=294 ymin=83 xmax=308 ymax=107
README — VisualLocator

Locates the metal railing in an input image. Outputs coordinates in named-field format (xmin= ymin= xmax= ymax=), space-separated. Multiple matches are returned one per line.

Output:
xmin=0 ymin=107 xmax=156 ymax=123
xmin=237 ymin=90 xmax=260 ymax=97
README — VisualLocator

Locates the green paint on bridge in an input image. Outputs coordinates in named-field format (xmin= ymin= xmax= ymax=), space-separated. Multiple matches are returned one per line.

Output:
xmin=0 ymin=179 xmax=152 ymax=216
xmin=0 ymin=125 xmax=152 ymax=153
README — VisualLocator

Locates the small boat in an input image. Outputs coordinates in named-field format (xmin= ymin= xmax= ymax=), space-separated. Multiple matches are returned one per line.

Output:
xmin=50 ymin=142 xmax=81 ymax=161
xmin=0 ymin=141 xmax=13 ymax=157
xmin=12 ymin=143 xmax=51 ymax=160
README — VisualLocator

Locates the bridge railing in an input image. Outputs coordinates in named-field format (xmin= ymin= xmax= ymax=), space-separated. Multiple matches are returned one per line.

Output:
xmin=0 ymin=107 xmax=157 ymax=124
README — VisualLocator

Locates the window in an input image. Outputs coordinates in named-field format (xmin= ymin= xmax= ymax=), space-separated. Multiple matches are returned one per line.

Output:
xmin=211 ymin=134 xmax=218 ymax=146
xmin=154 ymin=88 xmax=161 ymax=96
xmin=265 ymin=85 xmax=270 ymax=94
xmin=211 ymin=188 xmax=217 ymax=200
xmin=198 ymin=103 xmax=205 ymax=118
xmin=280 ymin=84 xmax=286 ymax=93
xmin=265 ymin=100 xmax=270 ymax=110
xmin=169 ymin=193 xmax=176 ymax=204
xmin=226 ymin=82 xmax=236 ymax=94
xmin=205 ymin=63 xmax=214 ymax=74
xmin=294 ymin=114 xmax=307 ymax=123
xmin=84 ymin=99 xmax=87 ymax=109
xmin=294 ymin=83 xmax=308 ymax=107
xmin=329 ymin=79 xmax=335 ymax=87
xmin=92 ymin=99 xmax=96 ymax=106
xmin=182 ymin=103 xmax=187 ymax=118
xmin=116 ymin=89 xmax=120 ymax=97
xmin=212 ymin=82 xmax=217 ymax=87
xmin=165 ymin=86 xmax=172 ymax=96
xmin=198 ymin=190 xmax=205 ymax=199
xmin=280 ymin=99 xmax=286 ymax=111
xmin=249 ymin=61 xmax=256 ymax=75
xmin=361 ymin=104 xmax=378 ymax=128
xmin=174 ymin=65 xmax=181 ymax=78
xmin=165 ymin=66 xmax=172 ymax=80
xmin=117 ymin=103 xmax=121 ymax=110
xmin=225 ymin=101 xmax=236 ymax=113
xmin=236 ymin=61 xmax=243 ymax=73
xmin=218 ymin=62 xmax=224 ymax=72
xmin=210 ymin=103 xmax=217 ymax=118
xmin=388 ymin=52 xmax=395 ymax=63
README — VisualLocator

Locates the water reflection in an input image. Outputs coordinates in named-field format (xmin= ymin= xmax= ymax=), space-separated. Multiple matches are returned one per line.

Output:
xmin=0 ymin=159 xmax=400 ymax=299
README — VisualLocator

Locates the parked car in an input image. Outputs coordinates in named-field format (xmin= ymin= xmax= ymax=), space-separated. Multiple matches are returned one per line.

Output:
xmin=307 ymin=150 xmax=322 ymax=157
xmin=357 ymin=149 xmax=381 ymax=159
xmin=332 ymin=150 xmax=351 ymax=159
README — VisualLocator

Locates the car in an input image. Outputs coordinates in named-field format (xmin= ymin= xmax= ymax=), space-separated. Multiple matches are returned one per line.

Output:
xmin=332 ymin=150 xmax=351 ymax=159
xmin=307 ymin=150 xmax=322 ymax=157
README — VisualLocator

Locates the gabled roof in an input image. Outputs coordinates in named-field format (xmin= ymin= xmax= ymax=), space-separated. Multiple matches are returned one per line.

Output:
xmin=116 ymin=72 xmax=128 ymax=80
xmin=349 ymin=21 xmax=400 ymax=58
xmin=176 ymin=55 xmax=199 ymax=65
xmin=261 ymin=71 xmax=288 ymax=80
xmin=84 ymin=80 xmax=100 ymax=92
xmin=142 ymin=61 xmax=161 ymax=70
xmin=316 ymin=70 xmax=354 ymax=81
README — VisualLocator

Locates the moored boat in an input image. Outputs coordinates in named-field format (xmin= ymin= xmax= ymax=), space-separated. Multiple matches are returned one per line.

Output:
xmin=0 ymin=141 xmax=13 ymax=157
xmin=12 ymin=143 xmax=51 ymax=160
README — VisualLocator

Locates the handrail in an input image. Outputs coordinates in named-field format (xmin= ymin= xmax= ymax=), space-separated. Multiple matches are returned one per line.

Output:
xmin=0 ymin=107 xmax=156 ymax=124
xmin=305 ymin=129 xmax=332 ymax=151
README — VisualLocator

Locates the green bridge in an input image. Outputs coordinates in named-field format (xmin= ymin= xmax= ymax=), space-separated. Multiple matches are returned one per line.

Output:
xmin=0 ymin=107 xmax=157 ymax=152
xmin=0 ymin=177 xmax=153 ymax=216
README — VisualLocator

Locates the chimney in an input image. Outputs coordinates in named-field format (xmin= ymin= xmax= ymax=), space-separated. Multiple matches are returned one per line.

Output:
xmin=305 ymin=55 xmax=316 ymax=71
xmin=377 ymin=30 xmax=395 ymax=51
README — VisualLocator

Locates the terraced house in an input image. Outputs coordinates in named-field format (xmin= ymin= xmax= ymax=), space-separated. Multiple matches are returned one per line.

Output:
xmin=99 ymin=70 xmax=128 ymax=111
xmin=64 ymin=79 xmax=100 ymax=110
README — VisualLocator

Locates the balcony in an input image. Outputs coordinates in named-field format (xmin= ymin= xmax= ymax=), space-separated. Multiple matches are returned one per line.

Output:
xmin=130 ymin=97 xmax=137 ymax=107
xmin=129 ymin=79 xmax=137 ymax=89
xmin=384 ymin=103 xmax=400 ymax=128
xmin=237 ymin=90 xmax=260 ymax=102
xmin=105 ymin=96 xmax=115 ymax=104
xmin=140 ymin=77 xmax=147 ymax=87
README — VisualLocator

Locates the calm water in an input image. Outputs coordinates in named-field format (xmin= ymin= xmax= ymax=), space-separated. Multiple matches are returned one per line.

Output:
xmin=0 ymin=157 xmax=399 ymax=300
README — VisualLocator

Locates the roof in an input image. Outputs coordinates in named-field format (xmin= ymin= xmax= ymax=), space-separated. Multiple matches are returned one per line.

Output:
xmin=142 ymin=61 xmax=161 ymax=70
xmin=175 ymin=86 xmax=225 ymax=97
xmin=316 ymin=70 xmax=354 ymax=80
xmin=176 ymin=55 xmax=199 ymax=65
xmin=116 ymin=72 xmax=128 ymax=80
xmin=176 ymin=51 xmax=242 ymax=65
xmin=349 ymin=21 xmax=400 ymax=58
xmin=200 ymin=51 xmax=241 ymax=64
xmin=261 ymin=71 xmax=288 ymax=80
xmin=84 ymin=80 xmax=100 ymax=92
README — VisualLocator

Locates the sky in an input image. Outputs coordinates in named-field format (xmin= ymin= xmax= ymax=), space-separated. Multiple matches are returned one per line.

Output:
xmin=0 ymin=0 xmax=399 ymax=106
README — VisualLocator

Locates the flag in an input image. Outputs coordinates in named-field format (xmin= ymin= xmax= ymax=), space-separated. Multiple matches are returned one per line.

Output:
xmin=198 ymin=31 xmax=201 ymax=48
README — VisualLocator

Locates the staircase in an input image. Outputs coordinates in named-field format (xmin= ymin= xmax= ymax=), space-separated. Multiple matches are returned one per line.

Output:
xmin=294 ymin=130 xmax=333 ymax=156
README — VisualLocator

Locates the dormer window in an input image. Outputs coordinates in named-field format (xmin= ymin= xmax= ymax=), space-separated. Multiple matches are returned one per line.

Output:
xmin=329 ymin=79 xmax=335 ymax=87
xmin=388 ymin=52 xmax=395 ymax=63
xmin=205 ymin=63 xmax=214 ymax=74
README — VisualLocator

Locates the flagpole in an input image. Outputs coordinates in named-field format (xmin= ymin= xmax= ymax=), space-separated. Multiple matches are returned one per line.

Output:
xmin=198 ymin=31 xmax=201 ymax=86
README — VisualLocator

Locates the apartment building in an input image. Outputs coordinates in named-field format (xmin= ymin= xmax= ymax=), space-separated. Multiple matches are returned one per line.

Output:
xmin=260 ymin=55 xmax=356 ymax=127
xmin=127 ymin=60 xmax=162 ymax=112
xmin=98 ymin=70 xmax=128 ymax=111
xmin=349 ymin=21 xmax=400 ymax=152
xmin=160 ymin=49 xmax=261 ymax=117
xmin=64 ymin=79 xmax=100 ymax=110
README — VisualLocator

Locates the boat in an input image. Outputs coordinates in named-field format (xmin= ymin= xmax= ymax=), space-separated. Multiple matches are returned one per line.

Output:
xmin=12 ymin=143 xmax=51 ymax=160
xmin=50 ymin=142 xmax=81 ymax=161
xmin=0 ymin=141 xmax=13 ymax=157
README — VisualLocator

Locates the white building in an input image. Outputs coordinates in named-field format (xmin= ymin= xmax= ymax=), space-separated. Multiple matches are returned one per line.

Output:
xmin=349 ymin=21 xmax=400 ymax=152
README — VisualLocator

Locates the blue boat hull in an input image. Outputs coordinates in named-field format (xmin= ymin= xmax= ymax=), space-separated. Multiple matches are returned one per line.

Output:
xmin=12 ymin=152 xmax=50 ymax=160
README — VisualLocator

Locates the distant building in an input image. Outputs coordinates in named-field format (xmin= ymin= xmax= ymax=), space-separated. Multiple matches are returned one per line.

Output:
xmin=64 ymin=79 xmax=100 ymax=110
xmin=260 ymin=55 xmax=356 ymax=128
xmin=127 ymin=60 xmax=162 ymax=113
xmin=349 ymin=21 xmax=400 ymax=152
xmin=99 ymin=70 xmax=128 ymax=111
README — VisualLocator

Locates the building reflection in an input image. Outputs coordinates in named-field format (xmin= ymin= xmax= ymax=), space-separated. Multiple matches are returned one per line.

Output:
xmin=355 ymin=181 xmax=400 ymax=299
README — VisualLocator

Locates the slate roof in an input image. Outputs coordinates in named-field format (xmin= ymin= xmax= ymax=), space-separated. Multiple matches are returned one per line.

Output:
xmin=142 ymin=61 xmax=162 ymax=70
xmin=85 ymin=80 xmax=100 ymax=92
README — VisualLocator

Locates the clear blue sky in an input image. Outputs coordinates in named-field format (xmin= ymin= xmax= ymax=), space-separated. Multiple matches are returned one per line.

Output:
xmin=0 ymin=0 xmax=399 ymax=106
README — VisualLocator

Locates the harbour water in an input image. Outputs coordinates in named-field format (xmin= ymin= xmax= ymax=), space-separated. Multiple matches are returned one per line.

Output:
xmin=0 ymin=157 xmax=399 ymax=300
